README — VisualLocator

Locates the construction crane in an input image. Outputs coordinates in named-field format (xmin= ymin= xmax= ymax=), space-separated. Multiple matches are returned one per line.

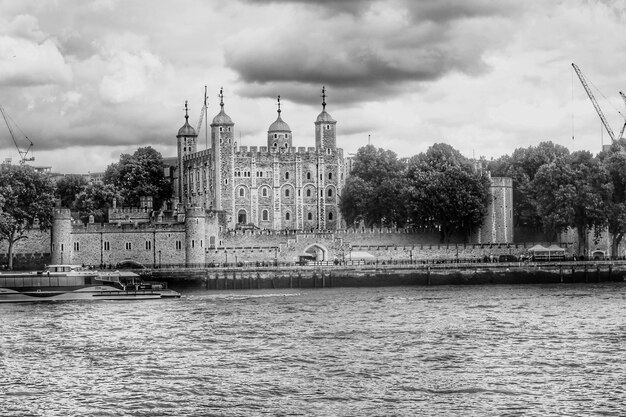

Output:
xmin=0 ymin=105 xmax=34 ymax=164
xmin=572 ymin=63 xmax=617 ymax=142
xmin=196 ymin=85 xmax=208 ymax=149
xmin=619 ymin=92 xmax=626 ymax=141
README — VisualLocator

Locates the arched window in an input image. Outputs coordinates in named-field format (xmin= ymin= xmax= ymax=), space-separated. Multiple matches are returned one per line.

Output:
xmin=306 ymin=189 xmax=311 ymax=197
xmin=285 ymin=188 xmax=290 ymax=197
xmin=286 ymin=212 xmax=291 ymax=220
xmin=328 ymin=172 xmax=333 ymax=180
xmin=262 ymin=187 xmax=268 ymax=197
xmin=306 ymin=172 xmax=311 ymax=180
xmin=307 ymin=212 xmax=313 ymax=220
xmin=284 ymin=143 xmax=288 ymax=148
xmin=273 ymin=142 xmax=278 ymax=147
xmin=285 ymin=172 xmax=290 ymax=180
xmin=262 ymin=210 xmax=269 ymax=221
xmin=239 ymin=187 xmax=245 ymax=197
xmin=274 ymin=134 xmax=278 ymax=138
xmin=328 ymin=212 xmax=333 ymax=220
xmin=327 ymin=188 xmax=333 ymax=197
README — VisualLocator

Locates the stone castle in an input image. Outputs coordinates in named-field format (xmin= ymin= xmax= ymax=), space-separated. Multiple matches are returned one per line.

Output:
xmin=2 ymin=88 xmax=517 ymax=268
xmin=175 ymin=88 xmax=346 ymax=231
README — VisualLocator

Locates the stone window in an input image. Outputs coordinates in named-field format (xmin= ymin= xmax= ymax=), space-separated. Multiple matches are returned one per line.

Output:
xmin=125 ymin=242 xmax=132 ymax=250
xmin=284 ymin=143 xmax=288 ymax=148
xmin=285 ymin=172 xmax=290 ymax=180
xmin=239 ymin=187 xmax=245 ymax=197
xmin=285 ymin=188 xmax=290 ymax=197
xmin=328 ymin=172 xmax=333 ymax=180
xmin=273 ymin=142 xmax=277 ymax=147
xmin=262 ymin=210 xmax=269 ymax=221
xmin=224 ymin=179 xmax=228 ymax=185
xmin=176 ymin=240 xmax=182 ymax=250
xmin=306 ymin=172 xmax=311 ymax=180
xmin=262 ymin=187 xmax=268 ymax=197
xmin=285 ymin=212 xmax=291 ymax=220
xmin=306 ymin=189 xmax=311 ymax=197
xmin=328 ymin=188 xmax=333 ymax=197
xmin=103 ymin=241 xmax=110 ymax=251
xmin=274 ymin=134 xmax=278 ymax=139
xmin=326 ymin=148 xmax=331 ymax=155
xmin=73 ymin=242 xmax=80 ymax=251
xmin=145 ymin=241 xmax=152 ymax=251
xmin=235 ymin=170 xmax=241 ymax=177
xmin=308 ymin=212 xmax=313 ymax=220
xmin=328 ymin=212 xmax=334 ymax=220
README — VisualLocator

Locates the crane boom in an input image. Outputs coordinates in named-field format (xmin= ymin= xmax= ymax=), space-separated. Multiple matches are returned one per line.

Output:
xmin=619 ymin=92 xmax=626 ymax=141
xmin=196 ymin=85 xmax=208 ymax=149
xmin=0 ymin=105 xmax=34 ymax=164
xmin=572 ymin=63 xmax=616 ymax=142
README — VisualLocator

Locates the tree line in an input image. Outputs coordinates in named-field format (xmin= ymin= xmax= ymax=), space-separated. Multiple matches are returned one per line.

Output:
xmin=340 ymin=140 xmax=626 ymax=256
xmin=0 ymin=147 xmax=171 ymax=269
xmin=340 ymin=143 xmax=491 ymax=243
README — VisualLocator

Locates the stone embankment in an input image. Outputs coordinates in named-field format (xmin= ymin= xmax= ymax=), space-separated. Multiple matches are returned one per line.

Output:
xmin=147 ymin=261 xmax=625 ymax=291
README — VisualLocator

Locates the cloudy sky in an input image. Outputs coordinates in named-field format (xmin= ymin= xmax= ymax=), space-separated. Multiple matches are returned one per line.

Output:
xmin=1 ymin=0 xmax=625 ymax=173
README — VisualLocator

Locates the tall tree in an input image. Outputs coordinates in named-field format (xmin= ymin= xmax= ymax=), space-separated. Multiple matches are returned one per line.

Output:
xmin=55 ymin=174 xmax=88 ymax=209
xmin=597 ymin=139 xmax=626 ymax=258
xmin=532 ymin=151 xmax=606 ymax=254
xmin=104 ymin=147 xmax=172 ymax=210
xmin=75 ymin=183 xmax=122 ymax=223
xmin=406 ymin=144 xmax=491 ymax=242
xmin=339 ymin=145 xmax=407 ymax=227
xmin=489 ymin=141 xmax=570 ymax=228
xmin=0 ymin=165 xmax=55 ymax=269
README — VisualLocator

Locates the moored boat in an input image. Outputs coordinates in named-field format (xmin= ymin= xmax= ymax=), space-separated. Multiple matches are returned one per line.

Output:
xmin=0 ymin=264 xmax=181 ymax=303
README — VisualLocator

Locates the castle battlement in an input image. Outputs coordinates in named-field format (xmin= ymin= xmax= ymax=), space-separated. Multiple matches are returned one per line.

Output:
xmin=70 ymin=222 xmax=185 ymax=233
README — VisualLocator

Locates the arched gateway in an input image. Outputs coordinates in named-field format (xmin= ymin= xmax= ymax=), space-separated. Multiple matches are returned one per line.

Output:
xmin=300 ymin=244 xmax=329 ymax=263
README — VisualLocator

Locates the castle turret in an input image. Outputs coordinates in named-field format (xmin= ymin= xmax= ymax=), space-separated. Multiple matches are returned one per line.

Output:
xmin=210 ymin=88 xmax=235 ymax=216
xmin=177 ymin=101 xmax=198 ymax=205
xmin=51 ymin=208 xmax=72 ymax=264
xmin=315 ymin=86 xmax=337 ymax=150
xmin=267 ymin=95 xmax=292 ymax=150
xmin=185 ymin=207 xmax=206 ymax=266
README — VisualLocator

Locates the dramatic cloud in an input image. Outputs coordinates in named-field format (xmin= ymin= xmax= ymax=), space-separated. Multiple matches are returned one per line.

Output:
xmin=226 ymin=0 xmax=517 ymax=105
xmin=0 ymin=0 xmax=624 ymax=173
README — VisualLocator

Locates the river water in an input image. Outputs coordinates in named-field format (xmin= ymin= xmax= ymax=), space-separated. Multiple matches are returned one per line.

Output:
xmin=1 ymin=284 xmax=625 ymax=416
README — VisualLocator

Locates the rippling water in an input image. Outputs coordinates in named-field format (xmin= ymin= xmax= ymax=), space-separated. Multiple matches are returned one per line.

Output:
xmin=1 ymin=283 xmax=625 ymax=416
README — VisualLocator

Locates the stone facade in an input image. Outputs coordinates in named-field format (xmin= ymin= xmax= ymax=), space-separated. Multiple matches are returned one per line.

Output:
xmin=474 ymin=175 xmax=514 ymax=244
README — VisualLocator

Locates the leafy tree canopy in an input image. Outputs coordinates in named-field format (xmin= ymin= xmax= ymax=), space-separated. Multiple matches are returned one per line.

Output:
xmin=0 ymin=165 xmax=55 ymax=269
xmin=103 ymin=146 xmax=172 ymax=210
xmin=532 ymin=150 xmax=606 ymax=253
xmin=75 ymin=183 xmax=122 ymax=223
xmin=55 ymin=174 xmax=88 ymax=209
xmin=340 ymin=145 xmax=407 ymax=227
xmin=406 ymin=145 xmax=490 ymax=242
